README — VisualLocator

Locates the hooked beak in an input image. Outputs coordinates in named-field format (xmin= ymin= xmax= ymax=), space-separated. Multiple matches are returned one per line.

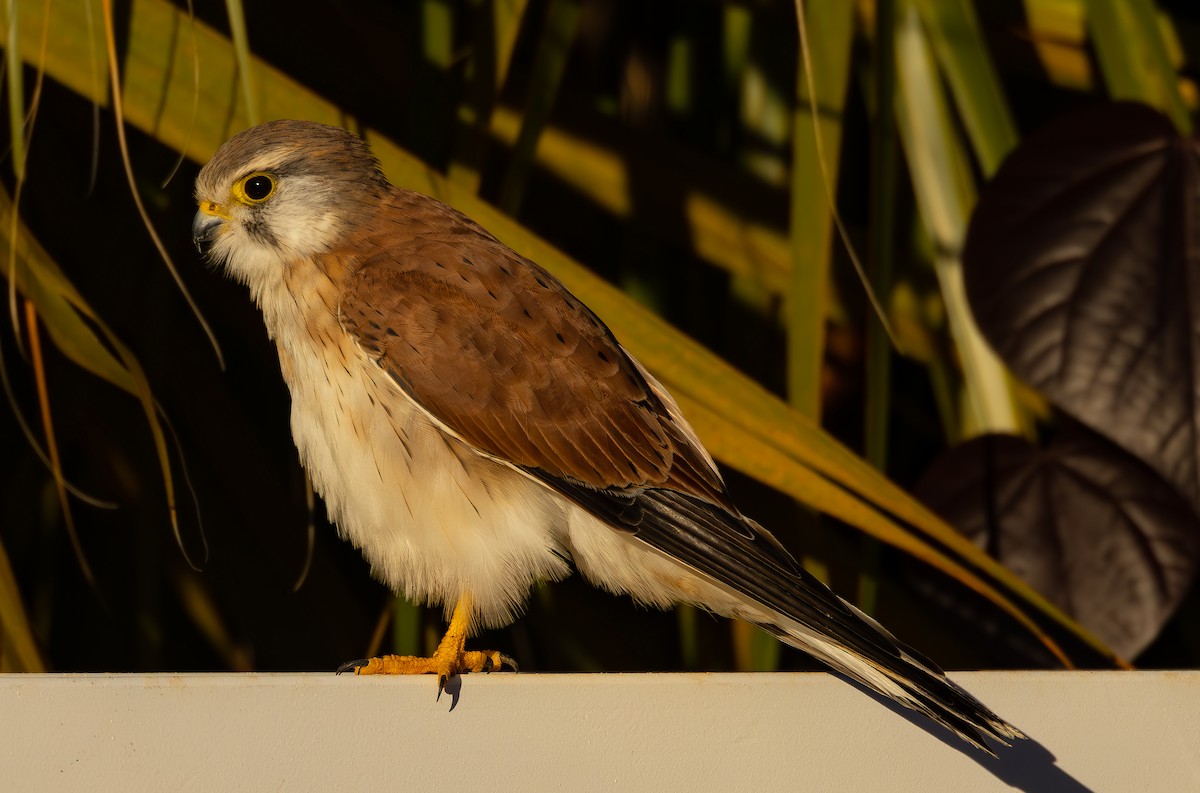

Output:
xmin=192 ymin=202 xmax=228 ymax=256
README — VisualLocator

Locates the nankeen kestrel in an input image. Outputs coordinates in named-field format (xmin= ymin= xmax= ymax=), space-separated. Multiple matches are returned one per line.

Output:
xmin=193 ymin=119 xmax=1023 ymax=754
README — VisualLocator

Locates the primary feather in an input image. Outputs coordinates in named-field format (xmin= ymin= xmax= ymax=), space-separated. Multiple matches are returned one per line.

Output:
xmin=195 ymin=119 xmax=1024 ymax=755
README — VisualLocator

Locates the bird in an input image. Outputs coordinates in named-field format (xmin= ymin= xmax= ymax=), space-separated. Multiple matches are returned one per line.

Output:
xmin=192 ymin=119 xmax=1024 ymax=755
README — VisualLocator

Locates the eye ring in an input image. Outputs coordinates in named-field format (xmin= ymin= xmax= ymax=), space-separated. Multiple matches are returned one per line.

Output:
xmin=237 ymin=172 xmax=276 ymax=203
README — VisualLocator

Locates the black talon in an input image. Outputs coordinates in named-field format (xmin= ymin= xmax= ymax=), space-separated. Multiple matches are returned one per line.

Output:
xmin=436 ymin=674 xmax=449 ymax=700
xmin=499 ymin=654 xmax=519 ymax=673
xmin=336 ymin=659 xmax=369 ymax=675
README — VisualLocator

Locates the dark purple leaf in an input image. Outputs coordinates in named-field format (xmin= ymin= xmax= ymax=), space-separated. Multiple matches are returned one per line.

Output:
xmin=915 ymin=429 xmax=1200 ymax=659
xmin=963 ymin=101 xmax=1200 ymax=514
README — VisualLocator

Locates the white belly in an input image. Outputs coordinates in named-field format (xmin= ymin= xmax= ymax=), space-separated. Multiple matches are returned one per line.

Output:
xmin=277 ymin=324 xmax=572 ymax=628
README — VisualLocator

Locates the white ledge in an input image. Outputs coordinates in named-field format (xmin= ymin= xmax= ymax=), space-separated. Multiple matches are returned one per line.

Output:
xmin=1 ymin=670 xmax=1196 ymax=791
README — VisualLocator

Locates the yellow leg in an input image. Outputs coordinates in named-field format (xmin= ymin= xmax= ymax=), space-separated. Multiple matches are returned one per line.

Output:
xmin=337 ymin=593 xmax=516 ymax=692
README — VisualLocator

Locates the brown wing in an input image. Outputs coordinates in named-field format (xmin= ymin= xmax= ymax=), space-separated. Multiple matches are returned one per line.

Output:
xmin=338 ymin=207 xmax=732 ymax=509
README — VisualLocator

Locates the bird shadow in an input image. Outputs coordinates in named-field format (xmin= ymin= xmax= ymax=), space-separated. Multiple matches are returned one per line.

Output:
xmin=842 ymin=677 xmax=1094 ymax=793
xmin=426 ymin=671 xmax=1089 ymax=790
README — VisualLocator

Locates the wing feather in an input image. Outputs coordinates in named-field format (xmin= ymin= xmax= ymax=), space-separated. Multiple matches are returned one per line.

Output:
xmin=338 ymin=194 xmax=731 ymax=508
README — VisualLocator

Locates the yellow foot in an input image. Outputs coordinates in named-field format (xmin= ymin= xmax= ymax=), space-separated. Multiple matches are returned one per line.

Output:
xmin=337 ymin=649 xmax=517 ymax=690
xmin=335 ymin=593 xmax=516 ymax=696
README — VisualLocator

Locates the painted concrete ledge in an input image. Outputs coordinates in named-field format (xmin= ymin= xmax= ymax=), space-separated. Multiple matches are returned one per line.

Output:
xmin=0 ymin=671 xmax=1195 ymax=792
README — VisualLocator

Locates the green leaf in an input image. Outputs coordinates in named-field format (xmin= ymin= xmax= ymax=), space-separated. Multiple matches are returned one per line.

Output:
xmin=913 ymin=0 xmax=1018 ymax=176
xmin=497 ymin=0 xmax=582 ymax=215
xmin=894 ymin=2 xmax=1025 ymax=439
xmin=788 ymin=0 xmax=855 ymax=418
xmin=1083 ymin=0 xmax=1191 ymax=134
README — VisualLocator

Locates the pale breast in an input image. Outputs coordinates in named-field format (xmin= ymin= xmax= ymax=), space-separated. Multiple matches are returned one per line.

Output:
xmin=261 ymin=261 xmax=573 ymax=628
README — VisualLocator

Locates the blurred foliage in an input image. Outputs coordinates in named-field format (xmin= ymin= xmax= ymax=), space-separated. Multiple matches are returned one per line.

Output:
xmin=1 ymin=0 xmax=1198 ymax=676
xmin=955 ymin=100 xmax=1200 ymax=660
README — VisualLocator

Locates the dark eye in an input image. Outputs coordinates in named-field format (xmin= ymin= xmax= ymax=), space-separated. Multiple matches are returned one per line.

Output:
xmin=243 ymin=174 xmax=274 ymax=201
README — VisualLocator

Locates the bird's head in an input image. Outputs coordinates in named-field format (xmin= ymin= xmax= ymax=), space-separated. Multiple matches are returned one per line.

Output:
xmin=193 ymin=119 xmax=389 ymax=290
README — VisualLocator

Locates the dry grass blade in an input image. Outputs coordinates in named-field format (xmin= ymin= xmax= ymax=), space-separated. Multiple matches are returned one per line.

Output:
xmin=859 ymin=0 xmax=901 ymax=614
xmin=93 ymin=0 xmax=212 ymax=569
xmin=497 ymin=0 xmax=581 ymax=215
xmin=794 ymin=0 xmax=899 ymax=354
xmin=0 ymin=530 xmax=44 ymax=671
xmin=174 ymin=571 xmax=251 ymax=670
xmin=1 ymin=0 xmax=113 ymax=511
xmin=447 ymin=0 xmax=532 ymax=192
xmin=98 ymin=0 xmax=225 ymax=371
xmin=223 ymin=0 xmax=258 ymax=125
xmin=787 ymin=0 xmax=853 ymax=419
xmin=159 ymin=0 xmax=202 ymax=189
xmin=4 ymin=0 xmax=29 ymax=348
xmin=9 ymin=0 xmax=106 ymax=585
xmin=0 ymin=330 xmax=115 ymax=508
xmin=24 ymin=300 xmax=99 ymax=588
xmin=0 ymin=169 xmax=201 ymax=574
xmin=292 ymin=473 xmax=316 ymax=593
xmin=82 ymin=0 xmax=102 ymax=193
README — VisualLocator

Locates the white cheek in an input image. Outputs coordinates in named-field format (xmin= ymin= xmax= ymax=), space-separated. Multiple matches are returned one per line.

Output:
xmin=260 ymin=175 xmax=350 ymax=258
xmin=269 ymin=209 xmax=343 ymax=257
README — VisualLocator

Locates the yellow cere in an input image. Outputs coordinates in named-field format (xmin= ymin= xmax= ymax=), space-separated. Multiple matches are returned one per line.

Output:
xmin=199 ymin=200 xmax=231 ymax=220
